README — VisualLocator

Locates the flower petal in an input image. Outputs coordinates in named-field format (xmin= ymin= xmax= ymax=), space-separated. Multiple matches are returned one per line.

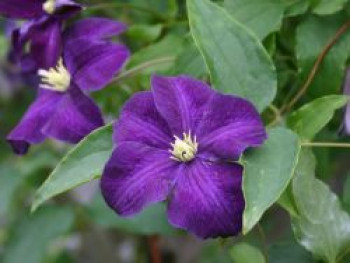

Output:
xmin=0 ymin=0 xmax=44 ymax=19
xmin=64 ymin=18 xmax=127 ymax=41
xmin=42 ymin=85 xmax=104 ymax=143
xmin=64 ymin=39 xmax=130 ymax=91
xmin=7 ymin=89 xmax=63 ymax=154
xmin=197 ymin=94 xmax=267 ymax=160
xmin=167 ymin=160 xmax=244 ymax=239
xmin=114 ymin=91 xmax=172 ymax=148
xmin=101 ymin=142 xmax=177 ymax=216
xmin=151 ymin=75 xmax=214 ymax=136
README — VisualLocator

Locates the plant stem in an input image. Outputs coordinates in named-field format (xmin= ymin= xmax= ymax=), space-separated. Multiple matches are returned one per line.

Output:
xmin=267 ymin=105 xmax=282 ymax=127
xmin=148 ymin=236 xmax=162 ymax=263
xmin=281 ymin=20 xmax=350 ymax=114
xmin=112 ymin=56 xmax=175 ymax=84
xmin=301 ymin=142 xmax=350 ymax=148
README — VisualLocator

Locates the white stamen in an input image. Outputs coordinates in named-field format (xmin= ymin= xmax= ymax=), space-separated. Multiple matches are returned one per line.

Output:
xmin=43 ymin=0 xmax=56 ymax=14
xmin=170 ymin=131 xmax=198 ymax=162
xmin=38 ymin=58 xmax=71 ymax=92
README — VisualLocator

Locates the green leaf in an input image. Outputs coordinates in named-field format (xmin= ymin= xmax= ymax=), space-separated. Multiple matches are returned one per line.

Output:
xmin=31 ymin=124 xmax=113 ymax=212
xmin=296 ymin=14 xmax=350 ymax=98
xmin=170 ymin=38 xmax=207 ymax=78
xmin=127 ymin=35 xmax=182 ymax=73
xmin=312 ymin=0 xmax=347 ymax=15
xmin=224 ymin=0 xmax=285 ymax=40
xmin=269 ymin=242 xmax=315 ymax=263
xmin=278 ymin=184 xmax=299 ymax=217
xmin=126 ymin=24 xmax=162 ymax=44
xmin=242 ymin=127 xmax=300 ymax=234
xmin=3 ymin=206 xmax=74 ymax=263
xmin=283 ymin=0 xmax=310 ymax=17
xmin=230 ymin=243 xmax=266 ymax=263
xmin=287 ymin=95 xmax=348 ymax=140
xmin=199 ymin=241 xmax=232 ymax=263
xmin=187 ymin=0 xmax=277 ymax=112
xmin=292 ymin=149 xmax=350 ymax=263
xmin=87 ymin=193 xmax=177 ymax=236
xmin=343 ymin=174 xmax=350 ymax=214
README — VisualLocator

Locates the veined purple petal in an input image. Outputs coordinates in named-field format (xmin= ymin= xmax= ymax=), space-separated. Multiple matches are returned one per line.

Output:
xmin=64 ymin=39 xmax=130 ymax=91
xmin=0 ymin=0 xmax=44 ymax=19
xmin=7 ymin=89 xmax=63 ymax=154
xmin=167 ymin=160 xmax=244 ymax=239
xmin=101 ymin=142 xmax=178 ymax=216
xmin=151 ymin=75 xmax=214 ymax=136
xmin=197 ymin=94 xmax=267 ymax=160
xmin=114 ymin=91 xmax=173 ymax=148
xmin=43 ymin=85 xmax=104 ymax=143
xmin=64 ymin=18 xmax=127 ymax=42
xmin=12 ymin=17 xmax=62 ymax=70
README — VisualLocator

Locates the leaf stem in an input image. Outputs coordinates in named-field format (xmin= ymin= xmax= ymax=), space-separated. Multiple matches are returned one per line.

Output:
xmin=112 ymin=56 xmax=176 ymax=84
xmin=267 ymin=105 xmax=282 ymax=128
xmin=281 ymin=20 xmax=350 ymax=114
xmin=148 ymin=236 xmax=162 ymax=263
xmin=301 ymin=142 xmax=350 ymax=148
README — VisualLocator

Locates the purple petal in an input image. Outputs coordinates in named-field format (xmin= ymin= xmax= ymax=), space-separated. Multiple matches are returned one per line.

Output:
xmin=196 ymin=94 xmax=267 ymax=160
xmin=151 ymin=75 xmax=214 ymax=136
xmin=54 ymin=0 xmax=82 ymax=18
xmin=0 ymin=0 xmax=44 ymax=19
xmin=101 ymin=142 xmax=177 ymax=216
xmin=167 ymin=160 xmax=244 ymax=239
xmin=7 ymin=89 xmax=63 ymax=154
xmin=42 ymin=85 xmax=104 ymax=143
xmin=64 ymin=18 xmax=127 ymax=41
xmin=64 ymin=39 xmax=130 ymax=91
xmin=114 ymin=91 xmax=172 ymax=149
xmin=12 ymin=17 xmax=62 ymax=70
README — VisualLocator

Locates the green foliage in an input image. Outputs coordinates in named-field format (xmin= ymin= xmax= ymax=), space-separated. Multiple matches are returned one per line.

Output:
xmin=242 ymin=127 xmax=300 ymax=234
xmin=224 ymin=0 xmax=285 ymax=40
xmin=291 ymin=149 xmax=350 ymax=263
xmin=287 ymin=95 xmax=348 ymax=140
xmin=187 ymin=0 xmax=277 ymax=112
xmin=230 ymin=243 xmax=265 ymax=263
xmin=31 ymin=124 xmax=113 ymax=211
xmin=2 ymin=206 xmax=74 ymax=263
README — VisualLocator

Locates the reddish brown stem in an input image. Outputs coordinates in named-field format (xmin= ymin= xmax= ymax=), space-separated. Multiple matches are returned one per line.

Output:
xmin=148 ymin=236 xmax=162 ymax=263
xmin=281 ymin=20 xmax=350 ymax=114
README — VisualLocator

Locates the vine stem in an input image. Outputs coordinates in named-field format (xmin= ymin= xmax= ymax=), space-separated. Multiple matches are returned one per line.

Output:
xmin=148 ymin=236 xmax=162 ymax=263
xmin=111 ymin=56 xmax=175 ymax=84
xmin=280 ymin=20 xmax=350 ymax=114
xmin=257 ymin=224 xmax=269 ymax=262
xmin=86 ymin=3 xmax=166 ymax=20
xmin=301 ymin=142 xmax=350 ymax=148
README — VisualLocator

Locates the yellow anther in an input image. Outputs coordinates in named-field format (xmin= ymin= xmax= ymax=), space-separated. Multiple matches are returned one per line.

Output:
xmin=170 ymin=131 xmax=198 ymax=162
xmin=43 ymin=0 xmax=56 ymax=14
xmin=38 ymin=58 xmax=71 ymax=92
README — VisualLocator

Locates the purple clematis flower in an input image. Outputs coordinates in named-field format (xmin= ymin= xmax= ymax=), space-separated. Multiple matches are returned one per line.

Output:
xmin=0 ymin=0 xmax=82 ymax=71
xmin=101 ymin=75 xmax=267 ymax=238
xmin=7 ymin=19 xmax=130 ymax=155
xmin=342 ymin=68 xmax=350 ymax=135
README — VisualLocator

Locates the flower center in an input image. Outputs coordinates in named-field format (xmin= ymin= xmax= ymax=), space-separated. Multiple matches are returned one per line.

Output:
xmin=38 ymin=58 xmax=71 ymax=92
xmin=170 ymin=131 xmax=198 ymax=162
xmin=43 ymin=0 xmax=56 ymax=14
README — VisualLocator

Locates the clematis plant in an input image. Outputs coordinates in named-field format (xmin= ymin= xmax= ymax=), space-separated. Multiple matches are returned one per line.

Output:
xmin=0 ymin=0 xmax=82 ymax=71
xmin=7 ymin=19 xmax=130 ymax=155
xmin=101 ymin=75 xmax=267 ymax=238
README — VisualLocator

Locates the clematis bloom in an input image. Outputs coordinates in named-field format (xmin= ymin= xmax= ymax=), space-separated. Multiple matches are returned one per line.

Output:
xmin=7 ymin=19 xmax=130 ymax=154
xmin=101 ymin=75 xmax=267 ymax=238
xmin=0 ymin=0 xmax=82 ymax=71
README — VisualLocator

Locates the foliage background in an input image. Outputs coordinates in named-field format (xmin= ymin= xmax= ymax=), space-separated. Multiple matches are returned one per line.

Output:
xmin=1 ymin=0 xmax=350 ymax=262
